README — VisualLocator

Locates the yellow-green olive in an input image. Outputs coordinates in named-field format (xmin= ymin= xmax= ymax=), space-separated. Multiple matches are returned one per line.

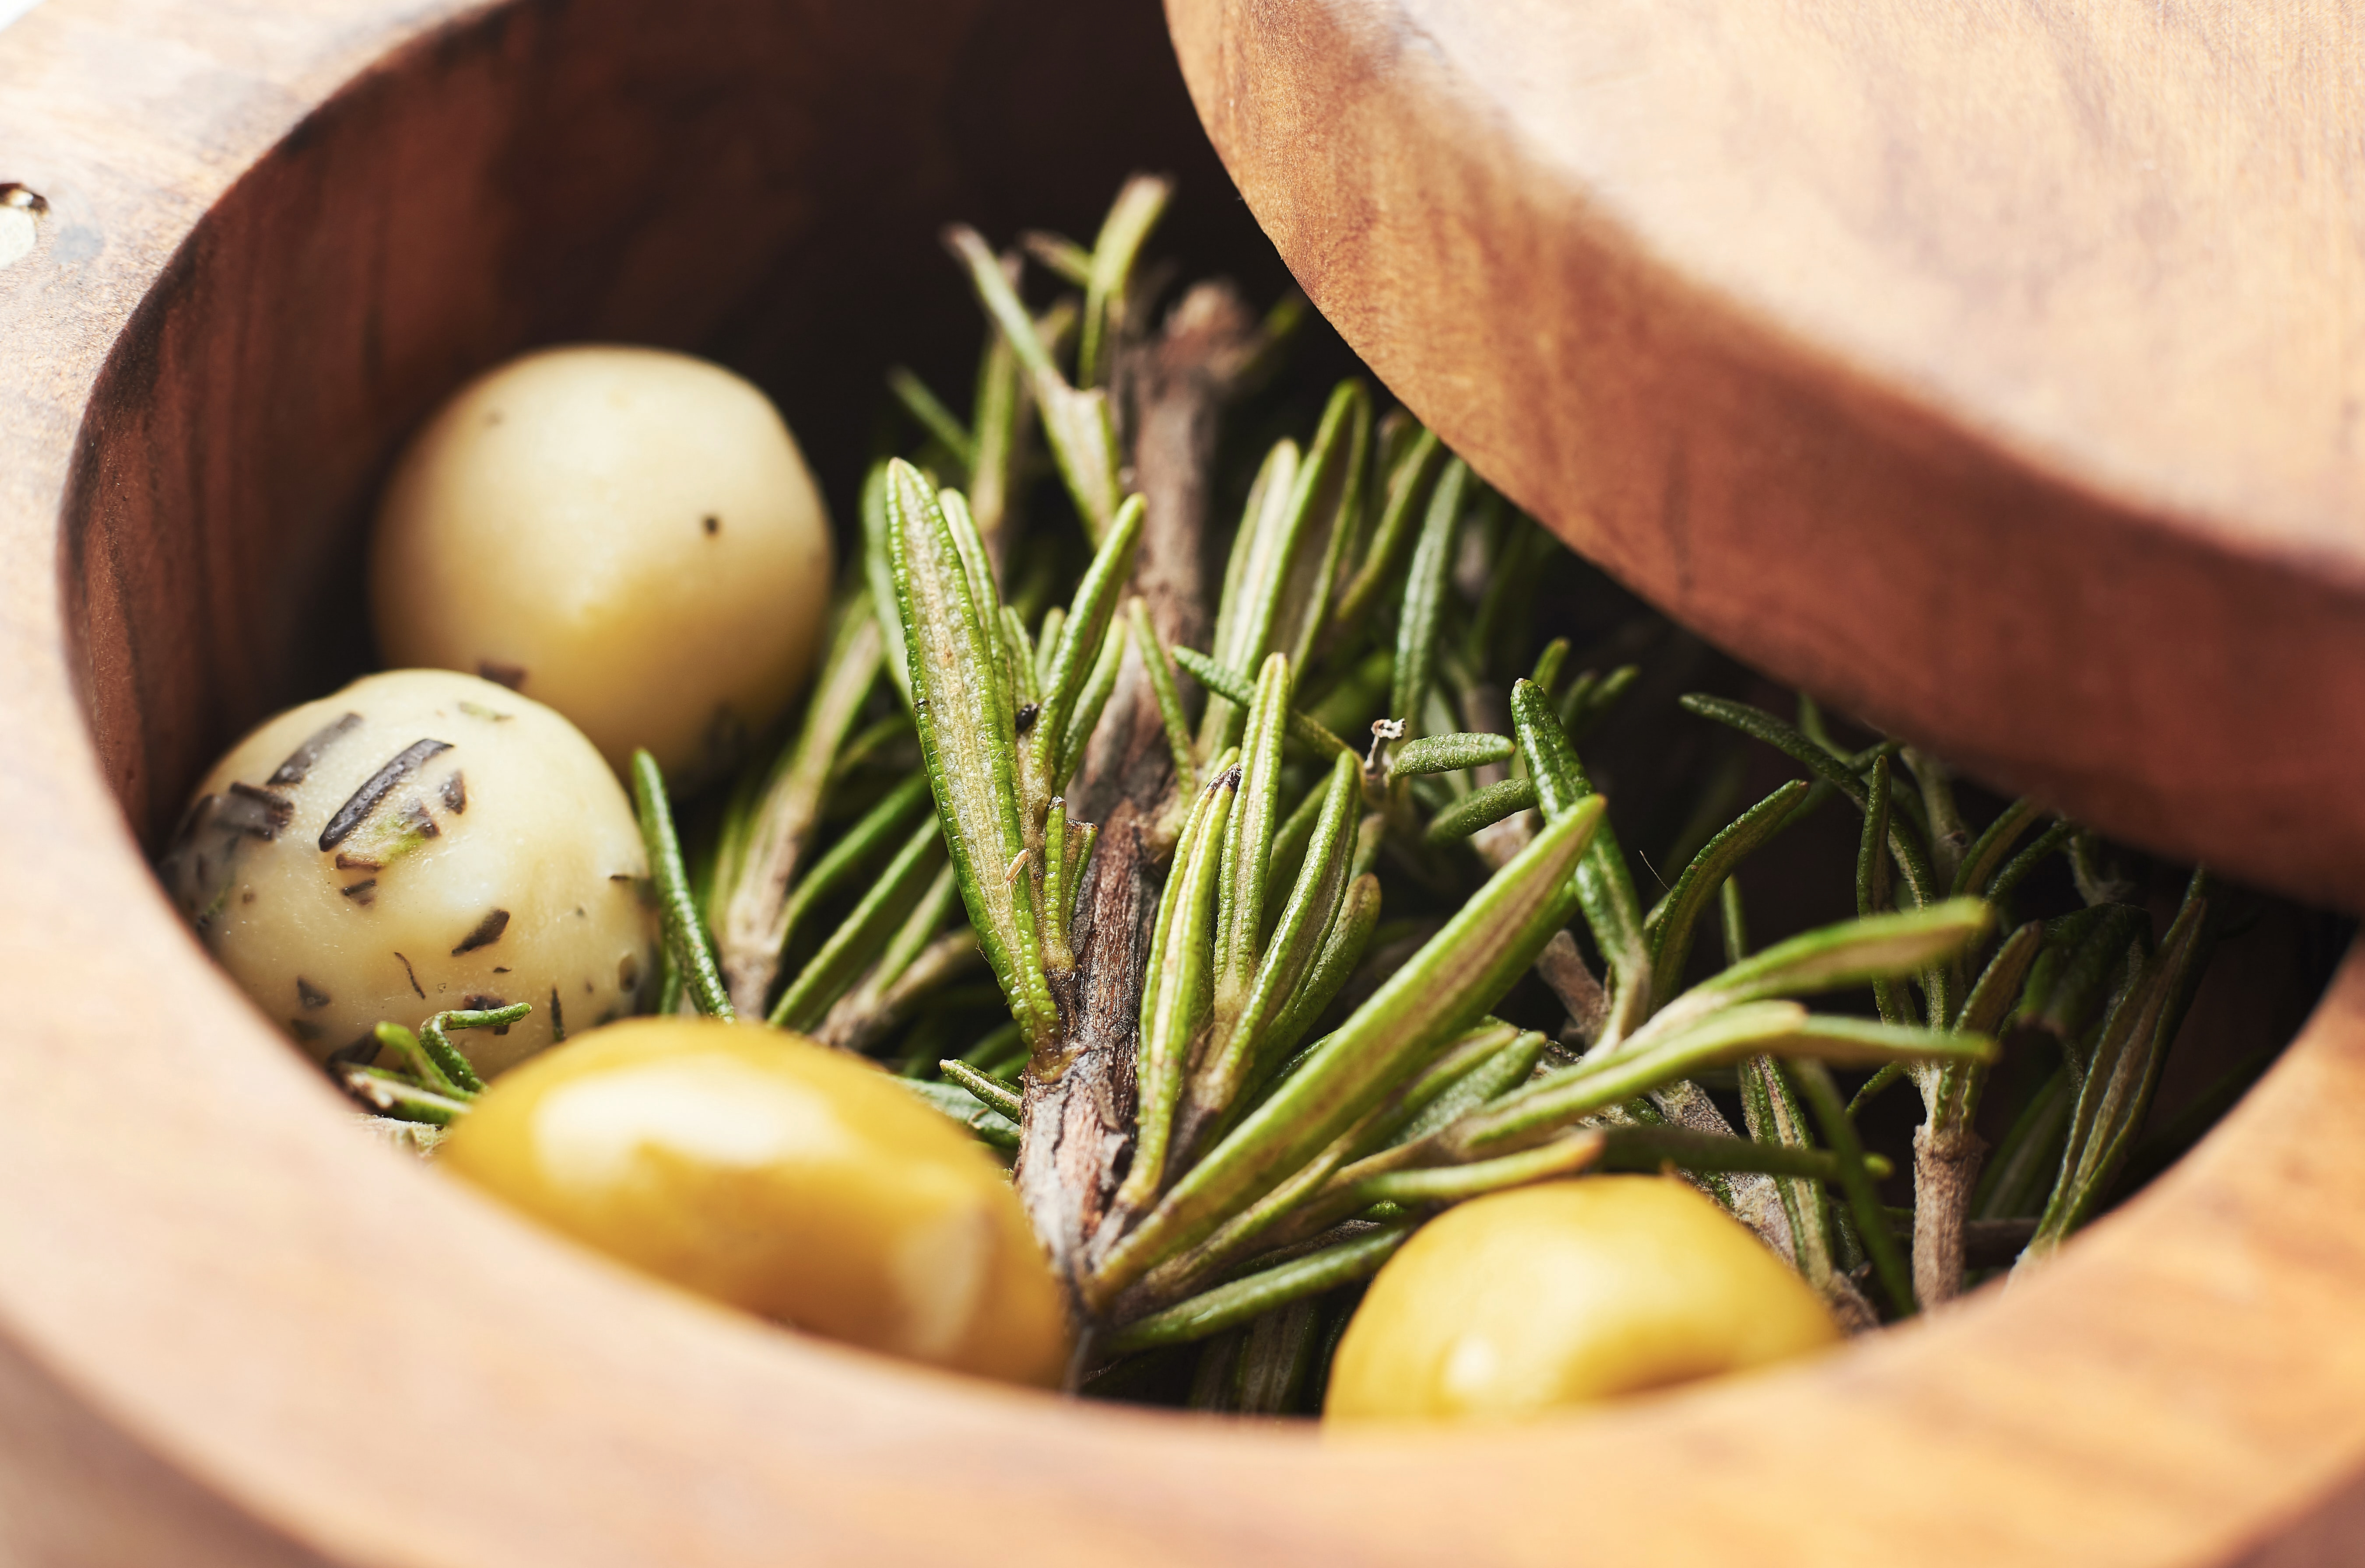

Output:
xmin=438 ymin=1018 xmax=1071 ymax=1387
xmin=369 ymin=345 xmax=834 ymax=780
xmin=1325 ymin=1177 xmax=1839 ymax=1423
xmin=158 ymin=669 xmax=654 ymax=1077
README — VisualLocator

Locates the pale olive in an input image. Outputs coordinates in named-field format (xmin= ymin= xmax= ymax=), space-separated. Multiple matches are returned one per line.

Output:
xmin=1325 ymin=1176 xmax=1840 ymax=1423
xmin=438 ymin=1018 xmax=1071 ymax=1387
xmin=369 ymin=345 xmax=833 ymax=780
xmin=158 ymin=668 xmax=654 ymax=1077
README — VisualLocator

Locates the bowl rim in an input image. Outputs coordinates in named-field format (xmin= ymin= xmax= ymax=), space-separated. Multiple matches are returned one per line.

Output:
xmin=3 ymin=1 xmax=2364 ymax=1563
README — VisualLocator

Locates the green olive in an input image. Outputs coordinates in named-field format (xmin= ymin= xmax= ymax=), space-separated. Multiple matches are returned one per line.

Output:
xmin=439 ymin=1018 xmax=1070 ymax=1387
xmin=1325 ymin=1177 xmax=1839 ymax=1423
xmin=369 ymin=345 xmax=833 ymax=781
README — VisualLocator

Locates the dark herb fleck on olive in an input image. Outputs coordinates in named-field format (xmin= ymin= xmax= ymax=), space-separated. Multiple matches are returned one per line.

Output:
xmin=267 ymin=712 xmax=362 ymax=787
xmin=393 ymin=951 xmax=425 ymax=999
xmin=702 ymin=514 xmax=720 ymax=536
xmin=440 ymin=771 xmax=467 ymax=813
xmin=549 ymin=987 xmax=566 ymax=1041
xmin=451 ymin=908 xmax=511 ymax=955
xmin=222 ymin=782 xmax=294 ymax=840
xmin=288 ymin=1018 xmax=324 ymax=1044
xmin=296 ymin=976 xmax=330 ymax=1009
xmin=618 ymin=954 xmax=640 ymax=991
xmin=340 ymin=879 xmax=377 ymax=905
xmin=319 ymin=740 xmax=451 ymax=850
xmin=335 ymin=852 xmax=382 ymax=872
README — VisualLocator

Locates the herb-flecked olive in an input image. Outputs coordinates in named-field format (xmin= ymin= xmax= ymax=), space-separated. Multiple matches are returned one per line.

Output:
xmin=1325 ymin=1177 xmax=1839 ymax=1423
xmin=438 ymin=1018 xmax=1071 ymax=1387
xmin=159 ymin=669 xmax=654 ymax=1076
xmin=368 ymin=345 xmax=833 ymax=781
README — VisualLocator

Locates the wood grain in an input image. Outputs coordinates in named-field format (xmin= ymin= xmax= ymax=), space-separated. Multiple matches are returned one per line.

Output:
xmin=0 ymin=0 xmax=2361 ymax=1563
xmin=1170 ymin=0 xmax=2365 ymax=916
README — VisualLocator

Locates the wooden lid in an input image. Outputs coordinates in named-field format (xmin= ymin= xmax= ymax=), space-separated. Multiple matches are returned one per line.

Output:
xmin=1169 ymin=0 xmax=2365 ymax=912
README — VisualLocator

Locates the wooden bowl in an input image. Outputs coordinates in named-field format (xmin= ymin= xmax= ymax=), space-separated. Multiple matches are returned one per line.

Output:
xmin=1 ymin=0 xmax=2361 ymax=1563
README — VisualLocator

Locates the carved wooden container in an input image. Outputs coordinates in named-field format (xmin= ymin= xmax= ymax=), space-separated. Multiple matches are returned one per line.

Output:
xmin=0 ymin=0 xmax=2359 ymax=1562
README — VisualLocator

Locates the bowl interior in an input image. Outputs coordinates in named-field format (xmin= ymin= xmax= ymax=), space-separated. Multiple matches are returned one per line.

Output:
xmin=59 ymin=0 xmax=2337 ymax=1360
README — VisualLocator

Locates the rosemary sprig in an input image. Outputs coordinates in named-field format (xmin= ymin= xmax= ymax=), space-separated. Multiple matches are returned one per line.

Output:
xmin=715 ymin=590 xmax=886 ymax=1015
xmin=886 ymin=462 xmax=1059 ymax=1053
xmin=1794 ymin=1058 xmax=1916 ymax=1317
xmin=633 ymin=750 xmax=733 ymax=1021
xmin=1645 ymin=779 xmax=1810 ymax=1011
xmin=1389 ymin=457 xmax=1467 ymax=737
xmin=1182 ymin=749 xmax=1364 ymax=1149
xmin=1088 ymin=797 xmax=1607 ymax=1305
xmin=1512 ymin=678 xmax=1653 ymax=1049
xmin=768 ymin=819 xmax=947 ymax=1031
xmin=1389 ymin=732 xmax=1515 ymax=778
xmin=945 ymin=225 xmax=1124 ymax=540
xmin=345 ymin=1004 xmax=532 ymax=1125
xmin=2023 ymin=873 xmax=2213 ymax=1264
xmin=1105 ymin=1226 xmax=1410 ymax=1355
xmin=1171 ymin=646 xmax=1354 ymax=762
xmin=1076 ymin=174 xmax=1173 ymax=392
xmin=803 ymin=174 xmax=2259 ymax=1393
xmin=907 ymin=1078 xmax=1021 ymax=1150
xmin=1121 ymin=760 xmax=1240 ymax=1212
xmin=940 ymin=1058 xmax=1024 ymax=1120
xmin=1202 ymin=385 xmax=1374 ymax=752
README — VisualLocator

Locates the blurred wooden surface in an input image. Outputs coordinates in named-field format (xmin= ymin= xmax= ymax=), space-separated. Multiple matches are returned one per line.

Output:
xmin=1170 ymin=0 xmax=2365 ymax=917
xmin=0 ymin=0 xmax=2363 ymax=1563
